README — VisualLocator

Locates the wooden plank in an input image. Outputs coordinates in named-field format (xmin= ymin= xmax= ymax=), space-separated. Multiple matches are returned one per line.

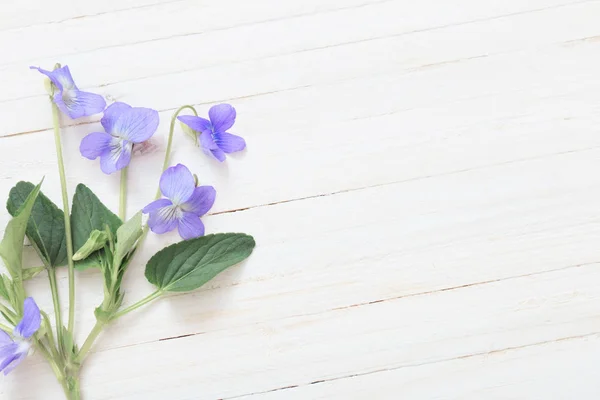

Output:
xmin=237 ymin=334 xmax=600 ymax=399
xmin=1 ymin=143 xmax=598 ymax=355
xmin=4 ymin=262 xmax=600 ymax=398
xmin=1 ymin=0 xmax=598 ymax=136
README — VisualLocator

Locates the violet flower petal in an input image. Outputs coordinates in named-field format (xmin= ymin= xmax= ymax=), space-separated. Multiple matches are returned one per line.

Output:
xmin=30 ymin=66 xmax=75 ymax=91
xmin=80 ymin=132 xmax=112 ymax=160
xmin=101 ymin=102 xmax=132 ymax=133
xmin=0 ymin=352 xmax=26 ymax=376
xmin=31 ymin=65 xmax=106 ymax=119
xmin=200 ymin=131 xmax=218 ymax=150
xmin=215 ymin=132 xmax=246 ymax=153
xmin=160 ymin=164 xmax=195 ymax=204
xmin=112 ymin=107 xmax=159 ymax=143
xmin=99 ymin=139 xmax=132 ymax=174
xmin=210 ymin=148 xmax=226 ymax=162
xmin=147 ymin=205 xmax=180 ymax=234
xmin=177 ymin=115 xmax=212 ymax=133
xmin=177 ymin=212 xmax=205 ymax=240
xmin=181 ymin=186 xmax=216 ymax=216
xmin=0 ymin=330 xmax=13 ymax=346
xmin=208 ymin=104 xmax=236 ymax=133
xmin=14 ymin=297 xmax=41 ymax=339
xmin=142 ymin=198 xmax=173 ymax=214
xmin=53 ymin=90 xmax=106 ymax=119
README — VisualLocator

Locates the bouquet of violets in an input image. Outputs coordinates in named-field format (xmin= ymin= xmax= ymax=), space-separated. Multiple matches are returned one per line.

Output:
xmin=0 ymin=64 xmax=254 ymax=399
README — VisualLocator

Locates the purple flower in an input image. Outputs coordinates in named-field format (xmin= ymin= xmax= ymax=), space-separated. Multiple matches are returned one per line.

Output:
xmin=143 ymin=164 xmax=216 ymax=239
xmin=30 ymin=65 xmax=106 ymax=119
xmin=0 ymin=298 xmax=41 ymax=375
xmin=80 ymin=102 xmax=159 ymax=174
xmin=178 ymin=104 xmax=246 ymax=162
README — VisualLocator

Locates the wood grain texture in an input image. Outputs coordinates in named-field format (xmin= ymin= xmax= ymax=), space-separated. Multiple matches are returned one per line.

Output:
xmin=1 ymin=0 xmax=599 ymax=398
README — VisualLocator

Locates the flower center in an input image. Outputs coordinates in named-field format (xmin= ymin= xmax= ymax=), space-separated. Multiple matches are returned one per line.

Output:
xmin=15 ymin=338 xmax=31 ymax=356
xmin=62 ymin=89 xmax=77 ymax=107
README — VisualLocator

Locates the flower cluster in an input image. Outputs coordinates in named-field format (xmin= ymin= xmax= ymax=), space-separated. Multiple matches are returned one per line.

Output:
xmin=30 ymin=65 xmax=247 ymax=241
xmin=0 ymin=298 xmax=40 ymax=375
xmin=0 ymin=65 xmax=254 ymax=384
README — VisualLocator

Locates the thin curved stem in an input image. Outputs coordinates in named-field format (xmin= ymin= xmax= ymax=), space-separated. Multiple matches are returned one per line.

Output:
xmin=119 ymin=167 xmax=128 ymax=221
xmin=159 ymin=105 xmax=198 ymax=193
xmin=0 ymin=322 xmax=10 ymax=332
xmin=143 ymin=105 xmax=198 ymax=240
xmin=111 ymin=290 xmax=163 ymax=320
xmin=75 ymin=320 xmax=105 ymax=364
xmin=51 ymin=98 xmax=76 ymax=334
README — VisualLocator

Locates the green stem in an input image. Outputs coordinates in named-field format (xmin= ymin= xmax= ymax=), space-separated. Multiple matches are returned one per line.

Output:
xmin=159 ymin=105 xmax=198 ymax=196
xmin=141 ymin=105 xmax=198 ymax=243
xmin=119 ymin=167 xmax=128 ymax=221
xmin=0 ymin=322 xmax=10 ymax=332
xmin=47 ymin=269 xmax=64 ymax=350
xmin=50 ymin=98 xmax=76 ymax=334
xmin=111 ymin=290 xmax=163 ymax=320
xmin=75 ymin=320 xmax=105 ymax=364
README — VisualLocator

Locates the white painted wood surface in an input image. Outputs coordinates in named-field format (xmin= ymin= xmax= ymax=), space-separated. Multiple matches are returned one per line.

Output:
xmin=1 ymin=0 xmax=600 ymax=398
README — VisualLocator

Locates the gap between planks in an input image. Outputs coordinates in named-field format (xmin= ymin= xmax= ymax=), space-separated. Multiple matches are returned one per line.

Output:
xmin=225 ymin=331 xmax=600 ymax=399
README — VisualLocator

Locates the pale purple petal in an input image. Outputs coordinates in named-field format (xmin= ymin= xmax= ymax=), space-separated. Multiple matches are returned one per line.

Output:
xmin=0 ymin=331 xmax=13 ymax=347
xmin=181 ymin=186 xmax=216 ymax=216
xmin=101 ymin=102 xmax=132 ymax=133
xmin=53 ymin=89 xmax=106 ymax=119
xmin=208 ymin=104 xmax=236 ymax=133
xmin=160 ymin=164 xmax=195 ymax=204
xmin=177 ymin=212 xmax=205 ymax=239
xmin=30 ymin=66 xmax=75 ymax=91
xmin=210 ymin=148 xmax=226 ymax=162
xmin=14 ymin=298 xmax=40 ymax=339
xmin=147 ymin=205 xmax=180 ymax=234
xmin=112 ymin=107 xmax=159 ymax=143
xmin=99 ymin=139 xmax=132 ymax=175
xmin=215 ymin=132 xmax=246 ymax=153
xmin=142 ymin=198 xmax=173 ymax=214
xmin=0 ymin=352 xmax=26 ymax=375
xmin=200 ymin=131 xmax=218 ymax=151
xmin=178 ymin=115 xmax=212 ymax=134
xmin=80 ymin=132 xmax=112 ymax=160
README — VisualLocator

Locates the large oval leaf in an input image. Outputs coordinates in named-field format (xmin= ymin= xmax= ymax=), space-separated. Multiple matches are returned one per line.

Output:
xmin=0 ymin=181 xmax=41 ymax=282
xmin=6 ymin=181 xmax=67 ymax=267
xmin=145 ymin=233 xmax=255 ymax=292
xmin=71 ymin=184 xmax=122 ymax=267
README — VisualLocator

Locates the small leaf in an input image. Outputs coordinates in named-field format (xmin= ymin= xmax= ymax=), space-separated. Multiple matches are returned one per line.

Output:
xmin=22 ymin=266 xmax=45 ymax=280
xmin=74 ymin=252 xmax=103 ymax=271
xmin=72 ymin=230 xmax=108 ymax=261
xmin=6 ymin=181 xmax=67 ymax=268
xmin=113 ymin=211 xmax=143 ymax=269
xmin=0 ymin=274 xmax=12 ymax=301
xmin=145 ymin=233 xmax=255 ymax=292
xmin=180 ymin=121 xmax=199 ymax=145
xmin=60 ymin=326 xmax=78 ymax=356
xmin=0 ymin=181 xmax=41 ymax=281
xmin=71 ymin=184 xmax=122 ymax=256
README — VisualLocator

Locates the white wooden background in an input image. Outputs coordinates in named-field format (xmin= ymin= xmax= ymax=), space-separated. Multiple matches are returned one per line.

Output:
xmin=1 ymin=0 xmax=600 ymax=398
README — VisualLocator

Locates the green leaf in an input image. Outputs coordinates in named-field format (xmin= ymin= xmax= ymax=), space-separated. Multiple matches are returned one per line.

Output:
xmin=74 ymin=251 xmax=103 ymax=271
xmin=180 ymin=121 xmax=199 ymax=145
xmin=145 ymin=233 xmax=255 ymax=292
xmin=0 ymin=274 xmax=13 ymax=301
xmin=23 ymin=266 xmax=45 ymax=280
xmin=6 ymin=181 xmax=67 ymax=268
xmin=72 ymin=230 xmax=108 ymax=261
xmin=113 ymin=211 xmax=143 ymax=269
xmin=71 ymin=184 xmax=122 ymax=257
xmin=0 ymin=181 xmax=41 ymax=281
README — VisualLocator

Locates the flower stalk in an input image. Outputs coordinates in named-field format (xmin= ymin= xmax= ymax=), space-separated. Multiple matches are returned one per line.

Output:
xmin=49 ymin=86 xmax=76 ymax=334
